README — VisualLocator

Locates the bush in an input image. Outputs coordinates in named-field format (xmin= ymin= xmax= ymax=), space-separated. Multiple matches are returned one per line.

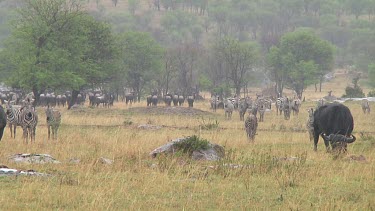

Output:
xmin=174 ymin=135 xmax=210 ymax=155
xmin=342 ymin=86 xmax=365 ymax=98
xmin=368 ymin=90 xmax=375 ymax=97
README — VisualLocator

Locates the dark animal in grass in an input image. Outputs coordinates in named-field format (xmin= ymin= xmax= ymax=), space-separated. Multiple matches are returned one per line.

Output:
xmin=0 ymin=105 xmax=6 ymax=141
xmin=313 ymin=103 xmax=355 ymax=152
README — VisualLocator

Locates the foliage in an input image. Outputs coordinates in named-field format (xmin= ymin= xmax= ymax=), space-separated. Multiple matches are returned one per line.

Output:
xmin=267 ymin=29 xmax=334 ymax=97
xmin=342 ymin=86 xmax=365 ymax=98
xmin=174 ymin=135 xmax=210 ymax=155
xmin=198 ymin=117 xmax=219 ymax=130
xmin=117 ymin=31 xmax=164 ymax=99
xmin=368 ymin=90 xmax=375 ymax=97
xmin=0 ymin=0 xmax=118 ymax=100
xmin=213 ymin=37 xmax=260 ymax=95
xmin=369 ymin=63 xmax=375 ymax=88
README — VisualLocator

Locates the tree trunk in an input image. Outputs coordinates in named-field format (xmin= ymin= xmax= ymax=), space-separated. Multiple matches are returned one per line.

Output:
xmin=32 ymin=87 xmax=40 ymax=107
xmin=319 ymin=76 xmax=323 ymax=92
xmin=314 ymin=83 xmax=317 ymax=92
xmin=68 ymin=89 xmax=79 ymax=109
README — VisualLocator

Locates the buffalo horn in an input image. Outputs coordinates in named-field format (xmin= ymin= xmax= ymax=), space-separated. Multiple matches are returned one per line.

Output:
xmin=344 ymin=134 xmax=356 ymax=143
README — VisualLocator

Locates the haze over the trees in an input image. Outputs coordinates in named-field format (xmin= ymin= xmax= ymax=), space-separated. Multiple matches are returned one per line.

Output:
xmin=0 ymin=0 xmax=374 ymax=100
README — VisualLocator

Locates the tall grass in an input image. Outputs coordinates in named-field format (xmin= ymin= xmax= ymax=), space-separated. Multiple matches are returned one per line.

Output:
xmin=0 ymin=75 xmax=374 ymax=209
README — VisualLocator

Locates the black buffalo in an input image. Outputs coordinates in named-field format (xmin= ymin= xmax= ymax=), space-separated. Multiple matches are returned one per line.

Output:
xmin=0 ymin=105 xmax=6 ymax=141
xmin=313 ymin=103 xmax=356 ymax=152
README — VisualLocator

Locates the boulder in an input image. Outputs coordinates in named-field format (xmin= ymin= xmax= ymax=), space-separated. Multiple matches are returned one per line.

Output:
xmin=0 ymin=167 xmax=50 ymax=177
xmin=8 ymin=154 xmax=61 ymax=164
xmin=99 ymin=157 xmax=113 ymax=165
xmin=150 ymin=137 xmax=225 ymax=161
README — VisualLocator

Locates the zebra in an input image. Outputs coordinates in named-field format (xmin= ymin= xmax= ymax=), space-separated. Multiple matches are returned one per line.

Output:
xmin=361 ymin=99 xmax=370 ymax=114
xmin=172 ymin=94 xmax=179 ymax=106
xmin=239 ymin=97 xmax=252 ymax=121
xmin=291 ymin=98 xmax=301 ymax=116
xmin=306 ymin=108 xmax=314 ymax=142
xmin=245 ymin=113 xmax=258 ymax=141
xmin=283 ymin=97 xmax=291 ymax=120
xmin=187 ymin=95 xmax=194 ymax=107
xmin=45 ymin=106 xmax=61 ymax=140
xmin=258 ymin=99 xmax=266 ymax=122
xmin=4 ymin=100 xmax=22 ymax=139
xmin=164 ymin=95 xmax=172 ymax=106
xmin=210 ymin=95 xmax=219 ymax=112
xmin=178 ymin=95 xmax=185 ymax=106
xmin=276 ymin=97 xmax=284 ymax=115
xmin=224 ymin=99 xmax=234 ymax=120
xmin=19 ymin=100 xmax=38 ymax=143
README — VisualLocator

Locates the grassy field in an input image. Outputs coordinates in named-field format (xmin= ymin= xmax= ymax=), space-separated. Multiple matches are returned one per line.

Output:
xmin=0 ymin=75 xmax=374 ymax=210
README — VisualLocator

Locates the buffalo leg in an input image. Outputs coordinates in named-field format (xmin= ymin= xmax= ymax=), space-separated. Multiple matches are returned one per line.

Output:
xmin=313 ymin=132 xmax=320 ymax=151
xmin=321 ymin=135 xmax=330 ymax=152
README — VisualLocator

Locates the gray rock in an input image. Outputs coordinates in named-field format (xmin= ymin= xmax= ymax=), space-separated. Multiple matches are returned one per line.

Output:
xmin=99 ymin=157 xmax=113 ymax=165
xmin=150 ymin=137 xmax=225 ymax=161
xmin=138 ymin=124 xmax=162 ymax=130
xmin=69 ymin=158 xmax=81 ymax=164
xmin=8 ymin=154 xmax=61 ymax=164
xmin=0 ymin=167 xmax=50 ymax=177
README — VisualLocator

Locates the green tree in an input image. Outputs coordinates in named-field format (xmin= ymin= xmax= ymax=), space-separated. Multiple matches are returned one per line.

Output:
xmin=117 ymin=31 xmax=163 ymax=101
xmin=0 ymin=0 xmax=118 ymax=108
xmin=214 ymin=37 xmax=260 ymax=96
xmin=267 ymin=29 xmax=334 ymax=98
xmin=128 ymin=0 xmax=139 ymax=15
xmin=369 ymin=63 xmax=375 ymax=88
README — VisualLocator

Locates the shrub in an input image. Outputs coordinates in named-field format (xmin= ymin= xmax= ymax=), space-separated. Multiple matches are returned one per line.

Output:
xmin=368 ymin=90 xmax=375 ymax=97
xmin=342 ymin=86 xmax=365 ymax=98
xmin=174 ymin=135 xmax=210 ymax=155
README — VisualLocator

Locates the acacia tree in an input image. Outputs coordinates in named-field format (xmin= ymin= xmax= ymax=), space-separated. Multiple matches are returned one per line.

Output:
xmin=118 ymin=31 xmax=163 ymax=101
xmin=0 ymin=0 xmax=118 ymax=108
xmin=267 ymin=29 xmax=334 ymax=98
xmin=214 ymin=37 xmax=260 ymax=96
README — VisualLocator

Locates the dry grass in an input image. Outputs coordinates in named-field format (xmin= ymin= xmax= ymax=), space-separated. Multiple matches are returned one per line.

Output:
xmin=0 ymin=75 xmax=374 ymax=210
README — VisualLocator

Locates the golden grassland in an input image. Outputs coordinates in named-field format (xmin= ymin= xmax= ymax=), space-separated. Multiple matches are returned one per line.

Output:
xmin=0 ymin=77 xmax=374 ymax=210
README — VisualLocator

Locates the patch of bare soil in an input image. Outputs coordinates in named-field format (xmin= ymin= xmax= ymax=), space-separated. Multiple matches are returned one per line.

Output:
xmin=128 ymin=106 xmax=212 ymax=116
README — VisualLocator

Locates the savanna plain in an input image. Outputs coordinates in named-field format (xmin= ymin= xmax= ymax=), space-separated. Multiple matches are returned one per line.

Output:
xmin=0 ymin=78 xmax=375 ymax=210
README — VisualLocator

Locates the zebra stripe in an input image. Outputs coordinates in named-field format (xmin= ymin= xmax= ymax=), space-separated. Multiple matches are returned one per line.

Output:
xmin=46 ymin=106 xmax=61 ymax=140
xmin=245 ymin=113 xmax=258 ymax=141
xmin=224 ymin=99 xmax=234 ymax=120
xmin=361 ymin=99 xmax=370 ymax=114
xmin=19 ymin=103 xmax=38 ymax=143
xmin=5 ymin=102 xmax=22 ymax=138
xmin=306 ymin=108 xmax=314 ymax=142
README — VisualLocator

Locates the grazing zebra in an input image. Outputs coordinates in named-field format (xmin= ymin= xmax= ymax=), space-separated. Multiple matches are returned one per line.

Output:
xmin=178 ymin=95 xmax=185 ymax=106
xmin=151 ymin=95 xmax=158 ymax=106
xmin=19 ymin=100 xmax=38 ymax=143
xmin=146 ymin=95 xmax=152 ymax=106
xmin=4 ymin=101 xmax=22 ymax=138
xmin=306 ymin=108 xmax=314 ymax=142
xmin=0 ymin=105 xmax=6 ymax=141
xmin=45 ymin=106 xmax=61 ymax=140
xmin=361 ymin=99 xmax=370 ymax=114
xmin=291 ymin=98 xmax=301 ymax=116
xmin=187 ymin=95 xmax=194 ymax=107
xmin=172 ymin=94 xmax=179 ymax=106
xmin=164 ymin=95 xmax=172 ymax=106
xmin=283 ymin=98 xmax=291 ymax=120
xmin=245 ymin=113 xmax=258 ymax=141
xmin=224 ymin=99 xmax=234 ymax=120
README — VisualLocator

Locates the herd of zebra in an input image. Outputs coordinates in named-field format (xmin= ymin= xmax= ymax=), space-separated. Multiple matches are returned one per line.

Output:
xmin=1 ymin=96 xmax=61 ymax=143
xmin=209 ymin=94 xmax=375 ymax=142
xmin=146 ymin=94 xmax=195 ymax=108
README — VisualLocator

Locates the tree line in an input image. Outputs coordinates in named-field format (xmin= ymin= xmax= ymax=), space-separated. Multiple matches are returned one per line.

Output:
xmin=1 ymin=0 xmax=374 ymax=107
